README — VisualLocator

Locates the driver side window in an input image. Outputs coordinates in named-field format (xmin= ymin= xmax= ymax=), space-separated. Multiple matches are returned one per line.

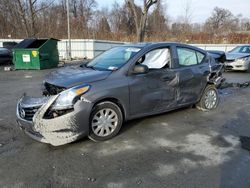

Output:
xmin=138 ymin=48 xmax=171 ymax=69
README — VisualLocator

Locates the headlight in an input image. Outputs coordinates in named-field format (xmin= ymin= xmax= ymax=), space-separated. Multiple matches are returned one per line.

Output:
xmin=241 ymin=56 xmax=250 ymax=62
xmin=237 ymin=56 xmax=250 ymax=62
xmin=52 ymin=84 xmax=90 ymax=110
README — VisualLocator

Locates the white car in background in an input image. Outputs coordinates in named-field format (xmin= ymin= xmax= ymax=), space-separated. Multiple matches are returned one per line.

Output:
xmin=225 ymin=45 xmax=250 ymax=72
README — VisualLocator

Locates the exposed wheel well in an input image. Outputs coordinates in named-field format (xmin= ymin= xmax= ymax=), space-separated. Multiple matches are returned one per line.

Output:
xmin=92 ymin=98 xmax=126 ymax=120
xmin=197 ymin=83 xmax=215 ymax=103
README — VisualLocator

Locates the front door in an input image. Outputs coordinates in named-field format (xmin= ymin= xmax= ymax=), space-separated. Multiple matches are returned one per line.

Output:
xmin=128 ymin=47 xmax=178 ymax=117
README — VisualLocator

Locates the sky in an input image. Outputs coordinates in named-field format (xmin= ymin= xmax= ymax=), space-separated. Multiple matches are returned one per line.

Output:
xmin=98 ymin=0 xmax=250 ymax=23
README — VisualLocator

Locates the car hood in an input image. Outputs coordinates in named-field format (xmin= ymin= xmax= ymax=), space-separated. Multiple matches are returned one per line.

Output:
xmin=44 ymin=65 xmax=111 ymax=88
xmin=226 ymin=52 xmax=250 ymax=60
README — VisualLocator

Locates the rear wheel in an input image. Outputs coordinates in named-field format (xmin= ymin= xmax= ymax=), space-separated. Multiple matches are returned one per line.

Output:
xmin=88 ymin=101 xmax=123 ymax=141
xmin=196 ymin=85 xmax=219 ymax=111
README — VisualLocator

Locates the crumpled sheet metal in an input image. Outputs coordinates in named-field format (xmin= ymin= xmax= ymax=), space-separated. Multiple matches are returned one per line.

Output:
xmin=32 ymin=95 xmax=82 ymax=146
xmin=20 ymin=94 xmax=49 ymax=108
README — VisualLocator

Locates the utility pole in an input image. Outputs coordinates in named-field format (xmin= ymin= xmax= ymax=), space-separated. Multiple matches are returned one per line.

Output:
xmin=66 ymin=0 xmax=71 ymax=60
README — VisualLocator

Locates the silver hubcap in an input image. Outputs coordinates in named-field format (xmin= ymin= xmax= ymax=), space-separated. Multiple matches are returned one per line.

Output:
xmin=204 ymin=89 xmax=217 ymax=109
xmin=91 ymin=108 xmax=118 ymax=137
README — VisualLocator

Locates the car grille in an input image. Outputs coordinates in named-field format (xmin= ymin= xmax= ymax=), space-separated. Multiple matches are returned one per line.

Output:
xmin=225 ymin=60 xmax=235 ymax=63
xmin=225 ymin=65 xmax=233 ymax=69
xmin=18 ymin=105 xmax=40 ymax=121
xmin=44 ymin=82 xmax=65 ymax=95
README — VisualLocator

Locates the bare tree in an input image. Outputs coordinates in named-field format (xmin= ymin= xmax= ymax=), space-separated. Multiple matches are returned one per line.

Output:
xmin=126 ymin=0 xmax=157 ymax=42
xmin=109 ymin=1 xmax=136 ymax=38
xmin=16 ymin=0 xmax=30 ymax=37
xmin=183 ymin=0 xmax=193 ymax=26
xmin=171 ymin=0 xmax=193 ymax=41
xmin=98 ymin=17 xmax=110 ymax=33
xmin=28 ymin=0 xmax=38 ymax=36
xmin=238 ymin=17 xmax=250 ymax=31
xmin=78 ymin=0 xmax=97 ymax=28
xmin=15 ymin=0 xmax=55 ymax=37
xmin=204 ymin=7 xmax=239 ymax=35
xmin=71 ymin=0 xmax=97 ymax=38
xmin=0 ymin=0 xmax=249 ymax=43
xmin=147 ymin=0 xmax=169 ymax=39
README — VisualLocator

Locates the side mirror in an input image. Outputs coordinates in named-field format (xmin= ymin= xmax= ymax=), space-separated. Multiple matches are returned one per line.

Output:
xmin=132 ymin=64 xmax=149 ymax=74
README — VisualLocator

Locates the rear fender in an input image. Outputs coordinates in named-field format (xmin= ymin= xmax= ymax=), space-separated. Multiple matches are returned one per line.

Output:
xmin=207 ymin=50 xmax=226 ymax=63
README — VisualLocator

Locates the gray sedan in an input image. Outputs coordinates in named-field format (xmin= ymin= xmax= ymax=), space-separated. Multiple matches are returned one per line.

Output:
xmin=16 ymin=42 xmax=224 ymax=146
xmin=225 ymin=45 xmax=250 ymax=71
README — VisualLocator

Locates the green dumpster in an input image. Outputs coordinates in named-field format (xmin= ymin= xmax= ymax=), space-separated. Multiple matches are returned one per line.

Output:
xmin=13 ymin=38 xmax=60 ymax=70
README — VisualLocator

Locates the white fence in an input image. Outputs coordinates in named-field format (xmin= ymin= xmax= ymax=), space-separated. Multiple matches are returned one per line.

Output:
xmin=0 ymin=39 xmax=239 ymax=59
xmin=0 ymin=39 xmax=125 ymax=59
xmin=192 ymin=44 xmax=236 ymax=52
xmin=58 ymin=39 xmax=125 ymax=59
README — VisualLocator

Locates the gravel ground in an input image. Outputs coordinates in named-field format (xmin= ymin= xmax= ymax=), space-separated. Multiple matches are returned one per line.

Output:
xmin=0 ymin=66 xmax=250 ymax=188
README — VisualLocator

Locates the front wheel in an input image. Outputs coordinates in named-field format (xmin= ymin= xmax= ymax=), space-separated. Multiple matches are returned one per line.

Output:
xmin=196 ymin=85 xmax=219 ymax=111
xmin=88 ymin=101 xmax=123 ymax=141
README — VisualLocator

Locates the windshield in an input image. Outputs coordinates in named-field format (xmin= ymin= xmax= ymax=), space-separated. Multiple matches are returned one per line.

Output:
xmin=230 ymin=46 xmax=250 ymax=54
xmin=86 ymin=46 xmax=141 ymax=71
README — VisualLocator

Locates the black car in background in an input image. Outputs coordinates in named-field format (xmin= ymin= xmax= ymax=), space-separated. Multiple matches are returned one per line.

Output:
xmin=3 ymin=41 xmax=18 ymax=50
xmin=0 ymin=47 xmax=12 ymax=64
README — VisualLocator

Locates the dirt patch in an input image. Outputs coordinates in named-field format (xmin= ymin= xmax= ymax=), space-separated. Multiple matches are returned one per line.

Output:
xmin=210 ymin=135 xmax=233 ymax=148
xmin=220 ymin=81 xmax=250 ymax=89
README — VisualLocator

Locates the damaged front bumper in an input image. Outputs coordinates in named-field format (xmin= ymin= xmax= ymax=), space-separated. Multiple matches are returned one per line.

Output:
xmin=16 ymin=94 xmax=92 ymax=146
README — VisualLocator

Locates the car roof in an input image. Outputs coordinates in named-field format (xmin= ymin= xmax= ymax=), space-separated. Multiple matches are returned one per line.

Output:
xmin=235 ymin=45 xmax=250 ymax=47
xmin=0 ymin=47 xmax=9 ymax=51
xmin=120 ymin=42 xmax=206 ymax=54
xmin=121 ymin=42 xmax=191 ymax=48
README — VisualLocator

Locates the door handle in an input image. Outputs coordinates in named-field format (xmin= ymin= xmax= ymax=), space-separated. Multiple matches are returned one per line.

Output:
xmin=161 ymin=75 xmax=175 ymax=81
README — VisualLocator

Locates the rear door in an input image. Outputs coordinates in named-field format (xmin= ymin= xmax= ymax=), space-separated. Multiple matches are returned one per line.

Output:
xmin=175 ymin=46 xmax=209 ymax=104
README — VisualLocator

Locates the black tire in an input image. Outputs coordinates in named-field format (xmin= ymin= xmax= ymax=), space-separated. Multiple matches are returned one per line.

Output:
xmin=88 ymin=101 xmax=123 ymax=142
xmin=196 ymin=85 xmax=219 ymax=111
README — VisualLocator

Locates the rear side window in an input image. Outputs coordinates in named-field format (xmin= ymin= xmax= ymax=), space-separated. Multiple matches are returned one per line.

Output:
xmin=196 ymin=52 xmax=205 ymax=63
xmin=177 ymin=47 xmax=205 ymax=66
